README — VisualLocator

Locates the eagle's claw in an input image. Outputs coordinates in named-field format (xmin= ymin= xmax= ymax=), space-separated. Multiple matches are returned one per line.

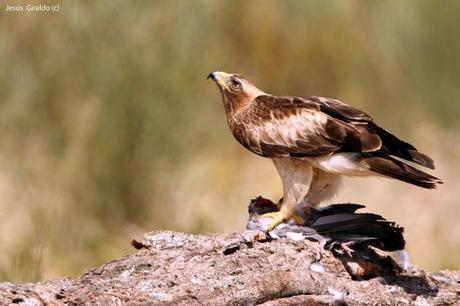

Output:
xmin=259 ymin=211 xmax=286 ymax=231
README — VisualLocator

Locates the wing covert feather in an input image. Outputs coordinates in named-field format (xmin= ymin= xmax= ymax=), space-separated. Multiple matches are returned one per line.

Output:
xmin=229 ymin=93 xmax=435 ymax=169
xmin=230 ymin=95 xmax=368 ymax=157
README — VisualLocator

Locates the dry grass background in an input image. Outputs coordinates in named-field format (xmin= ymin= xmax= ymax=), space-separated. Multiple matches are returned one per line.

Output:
xmin=0 ymin=1 xmax=459 ymax=281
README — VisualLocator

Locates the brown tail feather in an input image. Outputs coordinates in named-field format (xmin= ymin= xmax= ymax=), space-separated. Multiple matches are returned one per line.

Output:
xmin=364 ymin=156 xmax=443 ymax=189
xmin=371 ymin=123 xmax=435 ymax=169
xmin=406 ymin=149 xmax=435 ymax=169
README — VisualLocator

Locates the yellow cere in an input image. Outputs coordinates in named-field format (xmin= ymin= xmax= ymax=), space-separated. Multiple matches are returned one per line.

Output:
xmin=214 ymin=71 xmax=231 ymax=88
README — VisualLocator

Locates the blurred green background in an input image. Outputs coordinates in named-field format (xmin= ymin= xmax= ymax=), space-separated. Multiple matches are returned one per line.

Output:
xmin=1 ymin=0 xmax=459 ymax=281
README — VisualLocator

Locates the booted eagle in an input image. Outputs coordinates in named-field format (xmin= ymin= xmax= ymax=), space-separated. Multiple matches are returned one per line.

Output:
xmin=208 ymin=71 xmax=442 ymax=230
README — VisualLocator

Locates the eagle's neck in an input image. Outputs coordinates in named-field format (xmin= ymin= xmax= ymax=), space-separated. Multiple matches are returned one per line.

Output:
xmin=222 ymin=94 xmax=248 ymax=120
xmin=222 ymin=86 xmax=266 ymax=121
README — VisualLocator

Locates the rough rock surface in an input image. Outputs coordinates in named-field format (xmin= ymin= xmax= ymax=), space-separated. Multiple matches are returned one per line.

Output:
xmin=0 ymin=230 xmax=459 ymax=305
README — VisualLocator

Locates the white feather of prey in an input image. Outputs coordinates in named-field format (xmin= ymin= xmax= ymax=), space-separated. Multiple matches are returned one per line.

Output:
xmin=394 ymin=249 xmax=410 ymax=271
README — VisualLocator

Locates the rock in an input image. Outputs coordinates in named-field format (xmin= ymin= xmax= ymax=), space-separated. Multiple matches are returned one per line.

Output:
xmin=0 ymin=230 xmax=458 ymax=305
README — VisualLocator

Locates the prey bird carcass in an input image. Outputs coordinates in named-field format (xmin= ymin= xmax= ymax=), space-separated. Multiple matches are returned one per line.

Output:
xmin=247 ymin=196 xmax=409 ymax=276
xmin=247 ymin=196 xmax=405 ymax=257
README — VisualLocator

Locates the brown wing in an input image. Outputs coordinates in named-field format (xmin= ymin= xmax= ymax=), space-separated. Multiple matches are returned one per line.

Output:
xmin=307 ymin=96 xmax=435 ymax=169
xmin=229 ymin=95 xmax=380 ymax=158
xmin=230 ymin=95 xmax=435 ymax=169
xmin=307 ymin=96 xmax=373 ymax=122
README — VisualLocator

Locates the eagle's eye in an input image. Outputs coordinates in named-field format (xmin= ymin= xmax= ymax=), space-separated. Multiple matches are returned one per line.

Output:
xmin=230 ymin=79 xmax=242 ymax=91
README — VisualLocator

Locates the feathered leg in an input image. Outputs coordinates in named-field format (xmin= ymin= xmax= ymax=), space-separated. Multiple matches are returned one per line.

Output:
xmin=263 ymin=158 xmax=313 ymax=230
xmin=302 ymin=169 xmax=342 ymax=209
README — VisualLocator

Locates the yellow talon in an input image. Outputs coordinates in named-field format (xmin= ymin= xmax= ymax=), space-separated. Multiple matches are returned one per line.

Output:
xmin=292 ymin=214 xmax=305 ymax=225
xmin=260 ymin=211 xmax=286 ymax=231
xmin=275 ymin=198 xmax=283 ymax=210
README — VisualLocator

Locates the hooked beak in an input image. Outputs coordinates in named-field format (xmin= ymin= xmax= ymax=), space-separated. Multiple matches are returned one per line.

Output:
xmin=207 ymin=72 xmax=217 ymax=80
xmin=207 ymin=71 xmax=231 ymax=88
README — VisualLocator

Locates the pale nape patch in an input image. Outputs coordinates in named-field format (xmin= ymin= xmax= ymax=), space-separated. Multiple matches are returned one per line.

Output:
xmin=241 ymin=79 xmax=267 ymax=100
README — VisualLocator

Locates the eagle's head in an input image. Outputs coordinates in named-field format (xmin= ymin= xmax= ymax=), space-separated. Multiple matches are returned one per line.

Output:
xmin=208 ymin=71 xmax=266 ymax=118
